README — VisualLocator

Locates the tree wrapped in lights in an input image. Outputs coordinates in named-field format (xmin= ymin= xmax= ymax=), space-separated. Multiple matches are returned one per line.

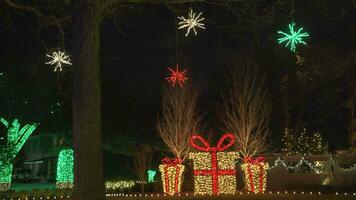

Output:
xmin=241 ymin=156 xmax=269 ymax=193
xmin=282 ymin=129 xmax=326 ymax=156
xmin=0 ymin=117 xmax=37 ymax=191
xmin=56 ymin=148 xmax=74 ymax=189
xmin=157 ymin=84 xmax=200 ymax=195
xmin=189 ymin=133 xmax=239 ymax=195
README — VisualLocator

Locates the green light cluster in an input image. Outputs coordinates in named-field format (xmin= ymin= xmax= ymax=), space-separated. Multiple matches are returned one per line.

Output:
xmin=56 ymin=148 xmax=74 ymax=187
xmin=277 ymin=22 xmax=309 ymax=52
xmin=0 ymin=164 xmax=12 ymax=183
xmin=0 ymin=117 xmax=37 ymax=187
xmin=147 ymin=170 xmax=156 ymax=183
xmin=282 ymin=129 xmax=326 ymax=156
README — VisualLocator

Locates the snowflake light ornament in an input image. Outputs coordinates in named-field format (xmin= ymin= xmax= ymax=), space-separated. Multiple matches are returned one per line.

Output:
xmin=46 ymin=51 xmax=72 ymax=72
xmin=165 ymin=65 xmax=188 ymax=87
xmin=178 ymin=9 xmax=205 ymax=37
xmin=277 ymin=22 xmax=309 ymax=52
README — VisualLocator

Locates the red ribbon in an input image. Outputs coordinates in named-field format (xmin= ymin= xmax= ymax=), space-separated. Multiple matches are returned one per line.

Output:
xmin=161 ymin=157 xmax=182 ymax=195
xmin=243 ymin=156 xmax=266 ymax=193
xmin=190 ymin=133 xmax=236 ymax=194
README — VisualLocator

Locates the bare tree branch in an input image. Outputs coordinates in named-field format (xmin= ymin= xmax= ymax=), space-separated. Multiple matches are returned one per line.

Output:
xmin=219 ymin=57 xmax=271 ymax=158
xmin=157 ymin=83 xmax=200 ymax=161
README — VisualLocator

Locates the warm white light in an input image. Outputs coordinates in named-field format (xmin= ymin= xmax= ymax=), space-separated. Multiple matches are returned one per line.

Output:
xmin=46 ymin=51 xmax=72 ymax=72
xmin=178 ymin=9 xmax=205 ymax=36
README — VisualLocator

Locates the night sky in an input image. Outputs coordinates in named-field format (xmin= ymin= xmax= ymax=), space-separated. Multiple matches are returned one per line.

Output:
xmin=0 ymin=1 xmax=355 ymax=169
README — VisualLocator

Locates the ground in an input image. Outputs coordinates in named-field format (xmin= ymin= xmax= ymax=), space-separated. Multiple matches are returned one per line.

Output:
xmin=107 ymin=194 xmax=355 ymax=200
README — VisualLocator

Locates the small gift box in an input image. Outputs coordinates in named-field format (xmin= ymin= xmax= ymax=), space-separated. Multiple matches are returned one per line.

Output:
xmin=241 ymin=156 xmax=269 ymax=193
xmin=159 ymin=157 xmax=185 ymax=195
xmin=189 ymin=133 xmax=239 ymax=195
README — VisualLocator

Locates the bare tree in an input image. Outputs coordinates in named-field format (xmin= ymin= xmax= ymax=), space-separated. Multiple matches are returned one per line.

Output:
xmin=132 ymin=144 xmax=153 ymax=193
xmin=220 ymin=57 xmax=271 ymax=158
xmin=157 ymin=84 xmax=200 ymax=161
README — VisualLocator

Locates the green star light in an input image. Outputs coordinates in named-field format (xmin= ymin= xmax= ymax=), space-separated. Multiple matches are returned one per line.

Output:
xmin=277 ymin=22 xmax=309 ymax=52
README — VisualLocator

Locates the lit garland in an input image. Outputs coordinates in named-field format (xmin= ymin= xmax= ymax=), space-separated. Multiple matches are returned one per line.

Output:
xmin=158 ymin=157 xmax=184 ymax=195
xmin=268 ymin=156 xmax=332 ymax=174
xmin=147 ymin=170 xmax=157 ymax=183
xmin=0 ymin=182 xmax=10 ymax=192
xmin=241 ymin=157 xmax=269 ymax=193
xmin=165 ymin=65 xmax=188 ymax=87
xmin=0 ymin=118 xmax=37 ymax=191
xmin=56 ymin=149 xmax=74 ymax=189
xmin=105 ymin=181 xmax=136 ymax=190
xmin=189 ymin=133 xmax=239 ymax=195
xmin=277 ymin=22 xmax=309 ymax=52
xmin=282 ymin=129 xmax=325 ymax=156
xmin=46 ymin=50 xmax=72 ymax=72
xmin=178 ymin=8 xmax=205 ymax=37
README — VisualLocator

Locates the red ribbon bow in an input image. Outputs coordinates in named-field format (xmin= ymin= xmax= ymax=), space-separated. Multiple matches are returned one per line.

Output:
xmin=189 ymin=133 xmax=236 ymax=194
xmin=189 ymin=133 xmax=235 ymax=152
xmin=244 ymin=156 xmax=265 ymax=164
xmin=161 ymin=157 xmax=182 ymax=166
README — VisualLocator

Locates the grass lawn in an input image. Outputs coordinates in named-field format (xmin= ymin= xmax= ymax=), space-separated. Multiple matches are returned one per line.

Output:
xmin=107 ymin=194 xmax=356 ymax=200
xmin=10 ymin=183 xmax=55 ymax=191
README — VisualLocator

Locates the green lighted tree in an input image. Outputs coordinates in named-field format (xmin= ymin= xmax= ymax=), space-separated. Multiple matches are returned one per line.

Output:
xmin=0 ymin=117 xmax=37 ymax=190
xmin=56 ymin=148 xmax=74 ymax=189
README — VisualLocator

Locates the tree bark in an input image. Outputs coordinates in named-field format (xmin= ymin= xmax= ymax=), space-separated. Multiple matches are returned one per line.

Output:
xmin=349 ymin=61 xmax=356 ymax=150
xmin=72 ymin=1 xmax=105 ymax=200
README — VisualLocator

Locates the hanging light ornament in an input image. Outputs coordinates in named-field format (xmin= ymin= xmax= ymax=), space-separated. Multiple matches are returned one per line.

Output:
xmin=178 ymin=9 xmax=205 ymax=37
xmin=165 ymin=65 xmax=188 ymax=87
xmin=46 ymin=50 xmax=72 ymax=72
xmin=277 ymin=22 xmax=309 ymax=53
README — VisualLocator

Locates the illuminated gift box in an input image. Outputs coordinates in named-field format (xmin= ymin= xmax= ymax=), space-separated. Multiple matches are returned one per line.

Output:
xmin=241 ymin=156 xmax=269 ymax=193
xmin=159 ymin=157 xmax=185 ymax=195
xmin=189 ymin=133 xmax=239 ymax=195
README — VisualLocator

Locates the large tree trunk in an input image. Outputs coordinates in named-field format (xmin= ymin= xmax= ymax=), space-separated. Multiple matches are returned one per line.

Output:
xmin=349 ymin=62 xmax=356 ymax=151
xmin=72 ymin=1 xmax=104 ymax=200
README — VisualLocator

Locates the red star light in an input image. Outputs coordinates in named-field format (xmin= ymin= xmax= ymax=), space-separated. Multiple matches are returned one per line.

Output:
xmin=165 ymin=65 xmax=188 ymax=87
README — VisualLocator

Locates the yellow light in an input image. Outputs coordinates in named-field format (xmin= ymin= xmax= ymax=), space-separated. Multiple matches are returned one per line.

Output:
xmin=241 ymin=162 xmax=269 ymax=193
xmin=189 ymin=151 xmax=239 ymax=195
xmin=159 ymin=164 xmax=184 ymax=195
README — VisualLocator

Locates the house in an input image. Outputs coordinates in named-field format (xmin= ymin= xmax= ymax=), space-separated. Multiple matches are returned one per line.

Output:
xmin=18 ymin=134 xmax=63 ymax=182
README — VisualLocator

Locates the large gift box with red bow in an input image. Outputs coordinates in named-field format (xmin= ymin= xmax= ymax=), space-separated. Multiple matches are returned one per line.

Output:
xmin=159 ymin=157 xmax=185 ymax=195
xmin=189 ymin=133 xmax=239 ymax=195
xmin=241 ymin=156 xmax=269 ymax=193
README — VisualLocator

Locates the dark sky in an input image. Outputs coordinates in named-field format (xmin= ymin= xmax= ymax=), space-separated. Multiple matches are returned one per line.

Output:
xmin=0 ymin=1 xmax=355 ymax=153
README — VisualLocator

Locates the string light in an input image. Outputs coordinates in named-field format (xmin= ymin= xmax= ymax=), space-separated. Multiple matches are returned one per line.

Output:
xmin=45 ymin=50 xmax=72 ymax=72
xmin=277 ymin=22 xmax=309 ymax=52
xmin=105 ymin=181 xmax=136 ymax=190
xmin=268 ymin=156 xmax=332 ymax=174
xmin=178 ymin=8 xmax=205 ymax=36
xmin=189 ymin=133 xmax=239 ymax=195
xmin=282 ymin=129 xmax=325 ymax=156
xmin=241 ymin=157 xmax=269 ymax=193
xmin=56 ymin=149 xmax=74 ymax=189
xmin=159 ymin=158 xmax=184 ymax=195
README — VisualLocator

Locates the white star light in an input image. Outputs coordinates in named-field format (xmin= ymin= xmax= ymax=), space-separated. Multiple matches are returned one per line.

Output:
xmin=178 ymin=9 xmax=205 ymax=37
xmin=46 ymin=51 xmax=72 ymax=72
